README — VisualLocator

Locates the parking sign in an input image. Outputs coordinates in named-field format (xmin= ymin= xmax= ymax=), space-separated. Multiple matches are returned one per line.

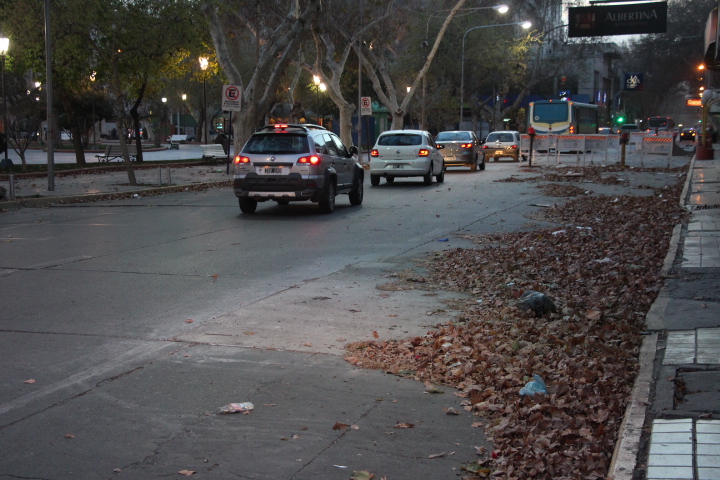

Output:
xmin=222 ymin=85 xmax=242 ymax=111
xmin=361 ymin=96 xmax=372 ymax=116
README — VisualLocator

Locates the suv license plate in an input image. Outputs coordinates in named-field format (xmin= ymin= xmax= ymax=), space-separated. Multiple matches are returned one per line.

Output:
xmin=264 ymin=167 xmax=283 ymax=174
xmin=444 ymin=156 xmax=456 ymax=161
xmin=392 ymin=164 xmax=403 ymax=169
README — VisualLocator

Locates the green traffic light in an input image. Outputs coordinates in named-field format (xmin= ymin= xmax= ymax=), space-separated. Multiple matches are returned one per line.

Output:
xmin=616 ymin=116 xmax=625 ymax=124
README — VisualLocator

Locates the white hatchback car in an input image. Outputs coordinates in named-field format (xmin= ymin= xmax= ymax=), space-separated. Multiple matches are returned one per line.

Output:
xmin=369 ymin=130 xmax=445 ymax=186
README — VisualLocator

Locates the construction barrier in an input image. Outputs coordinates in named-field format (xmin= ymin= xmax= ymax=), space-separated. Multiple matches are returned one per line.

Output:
xmin=520 ymin=133 xmax=676 ymax=166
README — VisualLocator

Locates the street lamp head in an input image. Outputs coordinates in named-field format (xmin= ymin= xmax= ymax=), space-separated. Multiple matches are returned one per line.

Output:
xmin=90 ymin=71 xmax=96 ymax=82
xmin=319 ymin=83 xmax=327 ymax=92
xmin=313 ymin=75 xmax=321 ymax=86
xmin=181 ymin=94 xmax=187 ymax=101
xmin=199 ymin=57 xmax=209 ymax=71
xmin=521 ymin=21 xmax=532 ymax=29
xmin=162 ymin=97 xmax=167 ymax=103
xmin=493 ymin=5 xmax=509 ymax=14
xmin=0 ymin=37 xmax=9 ymax=56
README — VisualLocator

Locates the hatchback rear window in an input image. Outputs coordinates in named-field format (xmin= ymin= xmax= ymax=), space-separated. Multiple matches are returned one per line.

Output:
xmin=243 ymin=134 xmax=309 ymax=154
xmin=377 ymin=134 xmax=422 ymax=146
xmin=486 ymin=133 xmax=514 ymax=142
xmin=436 ymin=132 xmax=471 ymax=141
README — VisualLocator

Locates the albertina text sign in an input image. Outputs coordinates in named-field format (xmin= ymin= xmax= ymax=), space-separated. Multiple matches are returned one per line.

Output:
xmin=568 ymin=1 xmax=667 ymax=38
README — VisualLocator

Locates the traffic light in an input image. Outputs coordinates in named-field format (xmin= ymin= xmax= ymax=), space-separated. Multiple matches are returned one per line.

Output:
xmin=616 ymin=116 xmax=625 ymax=124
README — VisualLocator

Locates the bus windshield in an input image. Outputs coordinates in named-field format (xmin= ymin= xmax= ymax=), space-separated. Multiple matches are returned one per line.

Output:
xmin=533 ymin=103 xmax=569 ymax=123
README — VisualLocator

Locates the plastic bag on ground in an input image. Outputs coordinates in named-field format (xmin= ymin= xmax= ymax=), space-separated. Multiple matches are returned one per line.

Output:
xmin=218 ymin=402 xmax=254 ymax=414
xmin=516 ymin=290 xmax=557 ymax=317
xmin=519 ymin=374 xmax=547 ymax=396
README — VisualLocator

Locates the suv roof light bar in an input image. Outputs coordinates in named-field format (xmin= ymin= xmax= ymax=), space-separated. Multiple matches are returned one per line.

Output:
xmin=259 ymin=124 xmax=328 ymax=133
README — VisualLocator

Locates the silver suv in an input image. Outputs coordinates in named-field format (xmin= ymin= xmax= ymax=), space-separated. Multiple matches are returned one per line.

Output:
xmin=233 ymin=124 xmax=363 ymax=214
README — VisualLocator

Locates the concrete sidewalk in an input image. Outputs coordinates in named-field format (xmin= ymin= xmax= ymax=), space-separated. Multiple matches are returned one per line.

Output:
xmin=610 ymin=153 xmax=720 ymax=480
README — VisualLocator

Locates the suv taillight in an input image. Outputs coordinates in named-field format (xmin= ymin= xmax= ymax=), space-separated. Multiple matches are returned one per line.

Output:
xmin=418 ymin=149 xmax=430 ymax=156
xmin=298 ymin=155 xmax=321 ymax=165
xmin=371 ymin=149 xmax=379 ymax=157
xmin=235 ymin=156 xmax=250 ymax=164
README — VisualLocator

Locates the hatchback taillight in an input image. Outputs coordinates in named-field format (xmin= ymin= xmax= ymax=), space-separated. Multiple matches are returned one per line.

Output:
xmin=483 ymin=145 xmax=489 ymax=149
xmin=371 ymin=149 xmax=379 ymax=157
xmin=298 ymin=155 xmax=321 ymax=165
xmin=510 ymin=145 xmax=518 ymax=149
xmin=235 ymin=156 xmax=250 ymax=164
xmin=460 ymin=143 xmax=473 ymax=149
xmin=418 ymin=149 xmax=430 ymax=156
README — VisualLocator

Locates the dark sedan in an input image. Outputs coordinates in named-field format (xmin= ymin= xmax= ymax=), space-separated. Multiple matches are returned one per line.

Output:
xmin=435 ymin=130 xmax=484 ymax=171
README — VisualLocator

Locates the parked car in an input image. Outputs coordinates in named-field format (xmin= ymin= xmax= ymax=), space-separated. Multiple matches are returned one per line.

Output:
xmin=680 ymin=129 xmax=697 ymax=141
xmin=598 ymin=127 xmax=612 ymax=135
xmin=482 ymin=131 xmax=522 ymax=162
xmin=232 ymin=124 xmax=363 ymax=214
xmin=369 ymin=130 xmax=445 ymax=186
xmin=435 ymin=130 xmax=484 ymax=171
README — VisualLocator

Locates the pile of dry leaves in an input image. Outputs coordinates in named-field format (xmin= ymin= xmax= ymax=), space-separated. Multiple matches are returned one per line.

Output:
xmin=346 ymin=168 xmax=689 ymax=479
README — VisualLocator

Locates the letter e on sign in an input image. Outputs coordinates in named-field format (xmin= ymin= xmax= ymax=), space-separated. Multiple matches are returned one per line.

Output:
xmin=361 ymin=96 xmax=372 ymax=116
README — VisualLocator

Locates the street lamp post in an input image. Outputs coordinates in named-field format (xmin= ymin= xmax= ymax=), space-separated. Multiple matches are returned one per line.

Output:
xmin=421 ymin=5 xmax=508 ymax=129
xmin=181 ymin=93 xmax=187 ymax=136
xmin=90 ymin=71 xmax=97 ymax=149
xmin=199 ymin=57 xmax=209 ymax=144
xmin=460 ymin=21 xmax=531 ymax=127
xmin=313 ymin=75 xmax=321 ymax=125
xmin=0 ymin=36 xmax=9 ymax=165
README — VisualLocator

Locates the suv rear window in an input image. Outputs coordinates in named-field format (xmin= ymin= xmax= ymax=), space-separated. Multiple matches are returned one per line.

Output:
xmin=378 ymin=134 xmax=422 ymax=146
xmin=486 ymin=133 xmax=514 ymax=142
xmin=243 ymin=134 xmax=309 ymax=154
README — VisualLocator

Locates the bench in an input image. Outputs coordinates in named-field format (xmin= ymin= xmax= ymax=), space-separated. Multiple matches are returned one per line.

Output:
xmin=169 ymin=135 xmax=188 ymax=149
xmin=201 ymin=144 xmax=228 ymax=164
xmin=95 ymin=144 xmax=138 ymax=162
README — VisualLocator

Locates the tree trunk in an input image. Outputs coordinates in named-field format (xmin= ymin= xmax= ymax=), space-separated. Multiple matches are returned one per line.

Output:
xmin=57 ymin=88 xmax=87 ymax=165
xmin=129 ymin=80 xmax=147 ymax=162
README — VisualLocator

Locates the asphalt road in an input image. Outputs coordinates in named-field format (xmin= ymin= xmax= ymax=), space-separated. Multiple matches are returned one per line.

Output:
xmin=0 ymin=161 xmax=682 ymax=479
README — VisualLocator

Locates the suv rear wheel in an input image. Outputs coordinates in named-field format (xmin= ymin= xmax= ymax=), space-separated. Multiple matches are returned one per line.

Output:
xmin=239 ymin=198 xmax=257 ymax=214
xmin=318 ymin=180 xmax=336 ymax=214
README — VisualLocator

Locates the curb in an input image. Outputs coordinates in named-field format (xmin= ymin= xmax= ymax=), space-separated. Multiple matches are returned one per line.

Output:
xmin=0 ymin=180 xmax=233 ymax=211
xmin=607 ymin=154 xmax=696 ymax=479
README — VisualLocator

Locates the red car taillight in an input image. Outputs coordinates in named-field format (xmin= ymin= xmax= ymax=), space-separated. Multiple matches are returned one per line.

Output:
xmin=370 ymin=149 xmax=379 ymax=157
xmin=418 ymin=149 xmax=430 ymax=156
xmin=298 ymin=155 xmax=321 ymax=165
xmin=510 ymin=145 xmax=518 ymax=149
xmin=234 ymin=155 xmax=250 ymax=164
xmin=460 ymin=143 xmax=473 ymax=148
xmin=483 ymin=145 xmax=489 ymax=149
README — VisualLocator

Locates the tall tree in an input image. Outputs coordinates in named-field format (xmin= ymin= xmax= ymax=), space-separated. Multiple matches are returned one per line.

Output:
xmin=202 ymin=0 xmax=322 ymax=152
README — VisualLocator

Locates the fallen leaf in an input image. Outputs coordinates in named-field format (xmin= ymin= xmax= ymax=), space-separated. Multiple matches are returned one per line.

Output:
xmin=184 ymin=319 xmax=193 ymax=323
xmin=349 ymin=309 xmax=362 ymax=313
xmin=302 ymin=342 xmax=312 ymax=347
xmin=211 ymin=274 xmax=219 ymax=280
xmin=243 ymin=331 xmax=255 ymax=335
xmin=351 ymin=424 xmax=360 ymax=430
xmin=64 ymin=434 xmax=75 ymax=439
xmin=350 ymin=471 xmax=375 ymax=480
xmin=336 ymin=337 xmax=346 ymax=342
xmin=428 ymin=452 xmax=446 ymax=459
xmin=424 ymin=382 xmax=443 ymax=394
xmin=394 ymin=422 xmax=414 ymax=429
xmin=388 ymin=314 xmax=398 ymax=317
xmin=444 ymin=407 xmax=460 ymax=415
xmin=471 ymin=422 xmax=483 ymax=428
xmin=24 ymin=379 xmax=36 ymax=384
xmin=332 ymin=422 xmax=350 ymax=431
xmin=372 ymin=331 xmax=379 ymax=339
xmin=178 ymin=470 xmax=195 ymax=476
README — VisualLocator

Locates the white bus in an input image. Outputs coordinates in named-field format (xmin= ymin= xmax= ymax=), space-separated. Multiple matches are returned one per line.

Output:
xmin=529 ymin=100 xmax=599 ymax=135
